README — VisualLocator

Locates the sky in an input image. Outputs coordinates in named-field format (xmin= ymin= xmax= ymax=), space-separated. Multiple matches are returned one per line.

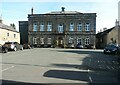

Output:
xmin=0 ymin=0 xmax=120 ymax=33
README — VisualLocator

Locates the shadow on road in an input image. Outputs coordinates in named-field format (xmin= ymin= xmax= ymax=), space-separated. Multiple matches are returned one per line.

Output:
xmin=43 ymin=70 xmax=89 ymax=82
xmin=1 ymin=79 xmax=53 ymax=85
xmin=43 ymin=49 xmax=120 ymax=84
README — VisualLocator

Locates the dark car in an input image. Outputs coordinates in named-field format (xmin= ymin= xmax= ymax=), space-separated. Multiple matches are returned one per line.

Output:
xmin=104 ymin=44 xmax=120 ymax=55
xmin=23 ymin=43 xmax=33 ymax=49
xmin=0 ymin=45 xmax=8 ymax=53
xmin=76 ymin=44 xmax=83 ymax=49
xmin=3 ymin=42 xmax=23 ymax=51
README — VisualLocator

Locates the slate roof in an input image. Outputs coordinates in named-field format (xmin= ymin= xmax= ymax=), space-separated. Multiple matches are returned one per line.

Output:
xmin=0 ymin=23 xmax=19 ymax=33
xmin=96 ymin=27 xmax=116 ymax=38
xmin=46 ymin=11 xmax=82 ymax=14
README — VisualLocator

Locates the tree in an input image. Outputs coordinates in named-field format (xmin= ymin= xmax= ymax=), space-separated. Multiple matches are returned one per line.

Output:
xmin=10 ymin=23 xmax=16 ymax=29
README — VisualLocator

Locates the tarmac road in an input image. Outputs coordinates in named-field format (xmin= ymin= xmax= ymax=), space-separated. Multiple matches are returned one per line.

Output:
xmin=0 ymin=48 xmax=120 ymax=84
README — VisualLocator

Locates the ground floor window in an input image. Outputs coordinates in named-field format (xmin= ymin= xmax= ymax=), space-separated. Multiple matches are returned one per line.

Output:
xmin=33 ymin=37 xmax=37 ymax=44
xmin=85 ymin=37 xmax=90 ymax=45
xmin=77 ymin=38 xmax=82 ymax=45
xmin=69 ymin=37 xmax=74 ymax=44
xmin=41 ymin=38 xmax=44 ymax=44
xmin=47 ymin=38 xmax=51 ymax=44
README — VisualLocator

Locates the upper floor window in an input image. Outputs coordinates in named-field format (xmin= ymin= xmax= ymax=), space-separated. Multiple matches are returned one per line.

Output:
xmin=58 ymin=24 xmax=63 ymax=33
xmin=69 ymin=22 xmax=74 ymax=31
xmin=47 ymin=22 xmax=52 ymax=31
xmin=85 ymin=37 xmax=90 ymax=45
xmin=33 ymin=23 xmax=38 ymax=31
xmin=77 ymin=23 xmax=82 ymax=31
xmin=85 ymin=23 xmax=90 ymax=31
xmin=40 ymin=22 xmax=44 ymax=31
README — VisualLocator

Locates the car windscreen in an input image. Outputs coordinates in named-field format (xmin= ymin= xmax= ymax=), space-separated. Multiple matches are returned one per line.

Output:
xmin=106 ymin=45 xmax=117 ymax=48
xmin=5 ymin=42 xmax=13 ymax=44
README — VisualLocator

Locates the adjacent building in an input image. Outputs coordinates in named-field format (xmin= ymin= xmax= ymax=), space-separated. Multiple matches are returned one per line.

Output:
xmin=20 ymin=7 xmax=97 ymax=48
xmin=0 ymin=18 xmax=20 ymax=45
xmin=118 ymin=1 xmax=120 ymax=22
xmin=96 ymin=20 xmax=120 ymax=49
xmin=19 ymin=21 xmax=28 ymax=44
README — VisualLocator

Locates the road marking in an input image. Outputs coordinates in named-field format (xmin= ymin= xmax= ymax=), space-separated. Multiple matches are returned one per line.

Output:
xmin=88 ymin=69 xmax=93 ymax=82
xmin=89 ymin=76 xmax=93 ymax=82
xmin=1 ymin=66 xmax=14 ymax=72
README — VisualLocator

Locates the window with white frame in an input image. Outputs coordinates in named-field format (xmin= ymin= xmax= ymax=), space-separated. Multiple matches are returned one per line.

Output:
xmin=77 ymin=38 xmax=82 ymax=45
xmin=40 ymin=22 xmax=44 ymax=31
xmin=85 ymin=23 xmax=90 ymax=31
xmin=47 ymin=38 xmax=51 ymax=44
xmin=47 ymin=22 xmax=52 ymax=31
xmin=69 ymin=22 xmax=74 ymax=31
xmin=77 ymin=23 xmax=82 ymax=31
xmin=69 ymin=37 xmax=74 ymax=43
xmin=41 ymin=38 xmax=44 ymax=44
xmin=33 ymin=37 xmax=37 ymax=44
xmin=33 ymin=23 xmax=38 ymax=31
xmin=58 ymin=24 xmax=63 ymax=33
xmin=85 ymin=37 xmax=90 ymax=45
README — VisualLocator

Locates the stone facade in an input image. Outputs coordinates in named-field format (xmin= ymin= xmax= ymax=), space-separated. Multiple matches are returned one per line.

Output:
xmin=27 ymin=9 xmax=96 ymax=48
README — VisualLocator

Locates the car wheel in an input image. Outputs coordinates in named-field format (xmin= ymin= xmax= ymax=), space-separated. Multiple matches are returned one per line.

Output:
xmin=21 ymin=47 xmax=23 ymax=50
xmin=104 ymin=51 xmax=106 ymax=54
xmin=14 ymin=47 xmax=17 ymax=51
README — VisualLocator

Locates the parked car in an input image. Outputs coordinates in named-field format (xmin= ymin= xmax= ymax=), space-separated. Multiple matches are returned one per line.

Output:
xmin=23 ymin=43 xmax=33 ymax=49
xmin=76 ymin=44 xmax=83 ymax=49
xmin=0 ymin=45 xmax=8 ymax=53
xmin=68 ymin=43 xmax=74 ymax=48
xmin=3 ymin=42 xmax=23 ymax=51
xmin=104 ymin=44 xmax=120 ymax=55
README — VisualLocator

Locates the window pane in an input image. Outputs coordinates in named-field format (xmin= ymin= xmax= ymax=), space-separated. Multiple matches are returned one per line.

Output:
xmin=41 ymin=38 xmax=44 ymax=44
xmin=77 ymin=38 xmax=82 ymax=45
xmin=14 ymin=34 xmax=16 ymax=38
xmin=40 ymin=22 xmax=44 ymax=31
xmin=47 ymin=22 xmax=52 ymax=31
xmin=70 ymin=22 xmax=74 ymax=31
xmin=77 ymin=23 xmax=82 ymax=31
xmin=85 ymin=37 xmax=90 ymax=45
xmin=33 ymin=37 xmax=37 ymax=44
xmin=58 ymin=24 xmax=63 ymax=33
xmin=69 ymin=37 xmax=74 ymax=43
xmin=85 ymin=23 xmax=90 ymax=31
xmin=33 ymin=23 xmax=38 ymax=31
xmin=48 ymin=38 xmax=51 ymax=44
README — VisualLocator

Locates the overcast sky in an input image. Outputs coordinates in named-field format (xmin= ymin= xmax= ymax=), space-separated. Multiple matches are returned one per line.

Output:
xmin=0 ymin=0 xmax=119 ymax=33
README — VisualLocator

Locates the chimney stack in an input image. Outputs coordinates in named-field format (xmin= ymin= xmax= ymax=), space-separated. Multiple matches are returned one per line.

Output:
xmin=61 ymin=7 xmax=65 ymax=12
xmin=115 ymin=19 xmax=119 ymax=26
xmin=31 ymin=7 xmax=33 ymax=15
xmin=0 ymin=16 xmax=2 ymax=23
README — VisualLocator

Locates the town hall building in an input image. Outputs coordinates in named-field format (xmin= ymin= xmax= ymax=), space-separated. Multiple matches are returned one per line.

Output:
xmin=19 ymin=7 xmax=97 ymax=48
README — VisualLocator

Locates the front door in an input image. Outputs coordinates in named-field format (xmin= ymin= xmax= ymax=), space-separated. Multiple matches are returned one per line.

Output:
xmin=57 ymin=37 xmax=63 ymax=47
